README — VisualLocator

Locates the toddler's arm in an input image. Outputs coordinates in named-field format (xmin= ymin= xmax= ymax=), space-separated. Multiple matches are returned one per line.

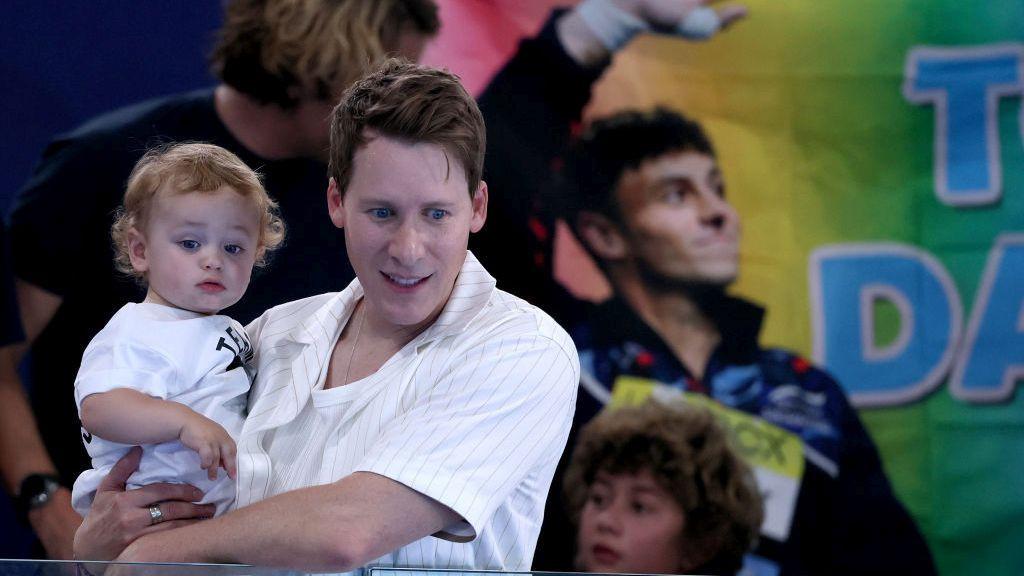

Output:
xmin=80 ymin=389 xmax=237 ymax=480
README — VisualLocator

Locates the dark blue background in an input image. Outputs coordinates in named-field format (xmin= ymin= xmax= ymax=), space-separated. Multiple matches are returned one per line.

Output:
xmin=1 ymin=1 xmax=222 ymax=557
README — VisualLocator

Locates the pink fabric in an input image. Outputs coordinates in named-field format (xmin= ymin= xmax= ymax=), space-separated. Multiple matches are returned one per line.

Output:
xmin=421 ymin=1 xmax=574 ymax=96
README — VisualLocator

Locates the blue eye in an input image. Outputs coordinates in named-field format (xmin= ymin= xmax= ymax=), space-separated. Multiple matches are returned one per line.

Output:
xmin=429 ymin=209 xmax=448 ymax=220
xmin=179 ymin=239 xmax=200 ymax=251
xmin=224 ymin=244 xmax=244 ymax=255
xmin=371 ymin=208 xmax=393 ymax=219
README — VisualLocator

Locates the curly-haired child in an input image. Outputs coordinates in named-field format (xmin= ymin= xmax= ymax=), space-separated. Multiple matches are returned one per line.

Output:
xmin=565 ymin=399 xmax=764 ymax=575
xmin=71 ymin=143 xmax=285 ymax=518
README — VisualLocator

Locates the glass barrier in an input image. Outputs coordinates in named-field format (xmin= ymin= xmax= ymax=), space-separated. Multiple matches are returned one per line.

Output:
xmin=0 ymin=562 xmax=658 ymax=576
xmin=0 ymin=562 xmax=677 ymax=576
xmin=0 ymin=562 xmax=666 ymax=576
xmin=367 ymin=570 xmax=639 ymax=576
xmin=0 ymin=560 xmax=302 ymax=576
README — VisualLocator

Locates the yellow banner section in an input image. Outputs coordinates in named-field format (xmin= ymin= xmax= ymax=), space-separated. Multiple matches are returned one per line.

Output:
xmin=609 ymin=376 xmax=805 ymax=479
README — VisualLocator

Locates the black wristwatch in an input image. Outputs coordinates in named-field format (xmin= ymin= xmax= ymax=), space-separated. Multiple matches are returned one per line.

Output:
xmin=14 ymin=473 xmax=62 ymax=526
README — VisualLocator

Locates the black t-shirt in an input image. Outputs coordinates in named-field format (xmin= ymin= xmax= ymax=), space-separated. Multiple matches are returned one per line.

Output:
xmin=470 ymin=10 xmax=601 ymax=310
xmin=6 ymin=89 xmax=354 ymax=484
xmin=1 ymin=221 xmax=24 ymax=347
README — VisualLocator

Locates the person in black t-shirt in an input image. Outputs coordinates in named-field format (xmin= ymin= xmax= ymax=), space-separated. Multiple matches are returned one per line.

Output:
xmin=2 ymin=0 xmax=439 ymax=559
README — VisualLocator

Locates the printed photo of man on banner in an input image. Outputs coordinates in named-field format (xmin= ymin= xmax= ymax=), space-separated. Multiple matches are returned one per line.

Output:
xmin=423 ymin=1 xmax=1023 ymax=575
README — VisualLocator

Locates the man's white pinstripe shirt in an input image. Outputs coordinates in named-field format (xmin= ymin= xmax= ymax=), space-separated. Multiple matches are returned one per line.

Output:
xmin=235 ymin=252 xmax=579 ymax=571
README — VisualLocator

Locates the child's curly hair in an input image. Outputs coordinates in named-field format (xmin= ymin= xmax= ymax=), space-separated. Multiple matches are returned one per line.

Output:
xmin=564 ymin=399 xmax=764 ymax=575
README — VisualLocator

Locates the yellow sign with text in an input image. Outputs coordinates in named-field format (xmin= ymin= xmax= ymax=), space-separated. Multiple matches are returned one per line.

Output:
xmin=609 ymin=375 xmax=805 ymax=540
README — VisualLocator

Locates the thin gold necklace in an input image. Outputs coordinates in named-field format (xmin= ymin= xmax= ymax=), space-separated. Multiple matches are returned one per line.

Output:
xmin=342 ymin=302 xmax=366 ymax=386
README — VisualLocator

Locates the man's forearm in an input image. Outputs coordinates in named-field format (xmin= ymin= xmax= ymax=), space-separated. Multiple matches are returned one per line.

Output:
xmin=0 ymin=343 xmax=59 ymax=493
xmin=126 ymin=484 xmax=361 ymax=570
xmin=0 ymin=344 xmax=81 ymax=559
xmin=119 ymin=471 xmax=460 ymax=572
xmin=3 ymin=279 xmax=66 ymax=490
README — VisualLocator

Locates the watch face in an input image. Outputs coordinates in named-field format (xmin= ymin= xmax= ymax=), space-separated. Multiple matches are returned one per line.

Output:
xmin=30 ymin=490 xmax=52 ymax=507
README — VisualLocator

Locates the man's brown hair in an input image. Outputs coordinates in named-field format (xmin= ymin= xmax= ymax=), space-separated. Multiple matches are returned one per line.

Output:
xmin=212 ymin=0 xmax=439 ymax=108
xmin=564 ymin=399 xmax=764 ymax=575
xmin=328 ymin=58 xmax=486 ymax=198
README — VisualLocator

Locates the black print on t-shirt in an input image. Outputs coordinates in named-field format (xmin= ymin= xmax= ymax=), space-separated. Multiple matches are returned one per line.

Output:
xmin=216 ymin=325 xmax=254 ymax=370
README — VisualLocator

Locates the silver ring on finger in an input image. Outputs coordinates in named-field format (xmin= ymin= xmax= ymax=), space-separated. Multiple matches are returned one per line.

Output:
xmin=149 ymin=504 xmax=164 ymax=525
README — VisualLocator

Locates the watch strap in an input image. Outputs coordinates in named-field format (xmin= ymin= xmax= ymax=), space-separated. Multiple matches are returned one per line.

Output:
xmin=14 ymin=473 xmax=62 ymax=526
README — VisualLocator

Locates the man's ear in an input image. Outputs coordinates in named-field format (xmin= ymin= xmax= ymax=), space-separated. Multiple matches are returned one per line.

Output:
xmin=469 ymin=180 xmax=488 ymax=233
xmin=327 ymin=177 xmax=345 ymax=229
xmin=576 ymin=211 xmax=628 ymax=261
xmin=126 ymin=228 xmax=149 ymax=273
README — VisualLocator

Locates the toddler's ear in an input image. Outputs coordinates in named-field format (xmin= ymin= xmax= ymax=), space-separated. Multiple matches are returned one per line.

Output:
xmin=126 ymin=228 xmax=149 ymax=273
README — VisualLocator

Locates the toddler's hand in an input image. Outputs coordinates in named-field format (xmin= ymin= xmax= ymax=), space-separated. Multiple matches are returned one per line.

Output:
xmin=178 ymin=415 xmax=237 ymax=481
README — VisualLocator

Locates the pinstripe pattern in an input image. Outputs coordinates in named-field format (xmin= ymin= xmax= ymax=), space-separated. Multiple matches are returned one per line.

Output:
xmin=235 ymin=252 xmax=579 ymax=571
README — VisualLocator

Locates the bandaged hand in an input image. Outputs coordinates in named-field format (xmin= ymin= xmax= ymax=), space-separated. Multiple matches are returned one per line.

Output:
xmin=575 ymin=0 xmax=748 ymax=52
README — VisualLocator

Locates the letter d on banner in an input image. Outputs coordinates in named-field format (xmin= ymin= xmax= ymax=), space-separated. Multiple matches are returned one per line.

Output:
xmin=809 ymin=244 xmax=962 ymax=407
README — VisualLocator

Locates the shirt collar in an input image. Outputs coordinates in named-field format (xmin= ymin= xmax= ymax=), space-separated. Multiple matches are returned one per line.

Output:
xmin=416 ymin=251 xmax=497 ymax=344
xmin=286 ymin=251 xmax=496 ymax=348
xmin=702 ymin=293 xmax=765 ymax=364
xmin=590 ymin=292 xmax=765 ymax=364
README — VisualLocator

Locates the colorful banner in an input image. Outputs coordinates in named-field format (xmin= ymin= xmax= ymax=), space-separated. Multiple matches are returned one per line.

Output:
xmin=426 ymin=2 xmax=1024 ymax=574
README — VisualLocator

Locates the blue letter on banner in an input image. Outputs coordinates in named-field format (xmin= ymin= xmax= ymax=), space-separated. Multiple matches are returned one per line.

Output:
xmin=903 ymin=44 xmax=1023 ymax=206
xmin=809 ymin=244 xmax=962 ymax=407
xmin=951 ymin=234 xmax=1024 ymax=403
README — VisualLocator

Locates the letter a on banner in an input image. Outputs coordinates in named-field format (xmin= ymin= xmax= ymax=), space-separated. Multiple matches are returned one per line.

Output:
xmin=808 ymin=244 xmax=962 ymax=407
xmin=950 ymin=234 xmax=1024 ymax=403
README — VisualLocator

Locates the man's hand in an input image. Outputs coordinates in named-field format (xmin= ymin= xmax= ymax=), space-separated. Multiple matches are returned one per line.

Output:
xmin=74 ymin=447 xmax=215 ymax=561
xmin=616 ymin=0 xmax=747 ymax=33
xmin=559 ymin=0 xmax=748 ymax=66
xmin=178 ymin=414 xmax=237 ymax=481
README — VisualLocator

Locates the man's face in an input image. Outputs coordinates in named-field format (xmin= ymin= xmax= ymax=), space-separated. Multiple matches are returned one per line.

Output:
xmin=611 ymin=149 xmax=740 ymax=288
xmin=328 ymin=133 xmax=487 ymax=334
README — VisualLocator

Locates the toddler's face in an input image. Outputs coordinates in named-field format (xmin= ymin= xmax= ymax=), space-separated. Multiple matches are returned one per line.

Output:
xmin=130 ymin=186 xmax=261 ymax=314
xmin=576 ymin=468 xmax=686 ymax=574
